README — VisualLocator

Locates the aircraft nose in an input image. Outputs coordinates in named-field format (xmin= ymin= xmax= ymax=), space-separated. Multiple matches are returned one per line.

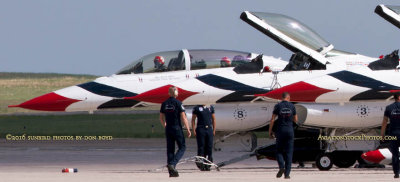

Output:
xmin=8 ymin=92 xmax=82 ymax=111
xmin=361 ymin=150 xmax=385 ymax=164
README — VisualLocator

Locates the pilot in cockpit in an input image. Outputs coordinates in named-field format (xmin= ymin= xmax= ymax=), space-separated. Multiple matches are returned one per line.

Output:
xmin=220 ymin=56 xmax=231 ymax=67
xmin=154 ymin=56 xmax=167 ymax=72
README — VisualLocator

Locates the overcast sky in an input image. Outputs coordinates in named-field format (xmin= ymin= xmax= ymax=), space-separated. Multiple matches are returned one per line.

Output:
xmin=1 ymin=0 xmax=399 ymax=76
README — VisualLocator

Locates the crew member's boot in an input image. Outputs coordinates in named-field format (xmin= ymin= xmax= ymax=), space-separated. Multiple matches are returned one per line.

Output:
xmin=167 ymin=165 xmax=179 ymax=177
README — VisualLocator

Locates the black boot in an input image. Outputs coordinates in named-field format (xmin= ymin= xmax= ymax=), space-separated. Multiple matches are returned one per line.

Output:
xmin=167 ymin=165 xmax=179 ymax=177
xmin=276 ymin=168 xmax=285 ymax=178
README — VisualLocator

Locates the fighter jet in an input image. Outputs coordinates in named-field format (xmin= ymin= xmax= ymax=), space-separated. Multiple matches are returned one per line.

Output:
xmin=9 ymin=9 xmax=400 ymax=170
xmin=352 ymin=4 xmax=400 ymax=167
xmin=127 ymin=11 xmax=400 ymax=170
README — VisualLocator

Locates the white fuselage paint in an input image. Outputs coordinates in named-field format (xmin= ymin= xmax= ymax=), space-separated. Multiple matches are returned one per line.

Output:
xmin=296 ymin=102 xmax=389 ymax=129
xmin=51 ymin=53 xmax=390 ymax=131
xmin=186 ymin=102 xmax=276 ymax=132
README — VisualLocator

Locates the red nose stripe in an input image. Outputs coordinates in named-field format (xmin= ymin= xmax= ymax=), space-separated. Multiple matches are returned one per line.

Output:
xmin=124 ymin=85 xmax=198 ymax=104
xmin=8 ymin=92 xmax=81 ymax=111
xmin=255 ymin=81 xmax=335 ymax=102
xmin=361 ymin=150 xmax=385 ymax=164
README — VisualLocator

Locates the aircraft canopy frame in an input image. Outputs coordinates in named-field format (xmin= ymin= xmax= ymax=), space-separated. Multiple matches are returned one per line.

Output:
xmin=116 ymin=49 xmax=254 ymax=75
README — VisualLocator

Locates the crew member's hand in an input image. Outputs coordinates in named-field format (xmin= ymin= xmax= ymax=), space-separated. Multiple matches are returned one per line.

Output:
xmin=193 ymin=130 xmax=196 ymax=136
xmin=269 ymin=132 xmax=275 ymax=139
xmin=187 ymin=130 xmax=191 ymax=138
xmin=213 ymin=130 xmax=216 ymax=136
xmin=381 ymin=134 xmax=385 ymax=143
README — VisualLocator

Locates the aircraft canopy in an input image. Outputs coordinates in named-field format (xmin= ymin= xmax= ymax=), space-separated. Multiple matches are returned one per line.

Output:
xmin=116 ymin=49 xmax=253 ymax=75
xmin=240 ymin=11 xmax=333 ymax=58
xmin=251 ymin=12 xmax=330 ymax=52
xmin=375 ymin=4 xmax=400 ymax=29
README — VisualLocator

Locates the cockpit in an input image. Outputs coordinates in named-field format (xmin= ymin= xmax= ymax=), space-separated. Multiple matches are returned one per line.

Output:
xmin=116 ymin=49 xmax=253 ymax=75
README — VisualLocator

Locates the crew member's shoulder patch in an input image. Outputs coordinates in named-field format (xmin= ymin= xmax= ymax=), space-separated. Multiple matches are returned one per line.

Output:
xmin=199 ymin=107 xmax=203 ymax=112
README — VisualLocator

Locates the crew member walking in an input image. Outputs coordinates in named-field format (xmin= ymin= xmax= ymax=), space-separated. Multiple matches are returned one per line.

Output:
xmin=381 ymin=92 xmax=400 ymax=178
xmin=269 ymin=92 xmax=298 ymax=179
xmin=191 ymin=104 xmax=216 ymax=171
xmin=160 ymin=86 xmax=191 ymax=177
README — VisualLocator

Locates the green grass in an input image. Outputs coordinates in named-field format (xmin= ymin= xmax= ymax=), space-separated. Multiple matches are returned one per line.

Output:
xmin=0 ymin=72 xmax=96 ymax=79
xmin=1 ymin=72 xmax=97 ymax=114
xmin=0 ymin=114 xmax=164 ymax=138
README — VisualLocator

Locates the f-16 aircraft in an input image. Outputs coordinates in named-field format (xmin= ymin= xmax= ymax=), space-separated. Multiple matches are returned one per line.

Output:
xmin=355 ymin=4 xmax=400 ymax=167
xmin=9 ymin=8 xmax=400 ymax=170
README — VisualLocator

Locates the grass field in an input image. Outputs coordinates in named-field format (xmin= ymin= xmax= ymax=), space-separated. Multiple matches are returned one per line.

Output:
xmin=0 ymin=114 xmax=164 ymax=138
xmin=1 ymin=72 xmax=97 ymax=114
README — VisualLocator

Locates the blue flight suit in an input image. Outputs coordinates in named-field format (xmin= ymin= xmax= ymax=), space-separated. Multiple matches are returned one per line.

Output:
xmin=273 ymin=101 xmax=296 ymax=177
xmin=160 ymin=97 xmax=186 ymax=167
xmin=192 ymin=105 xmax=215 ymax=163
xmin=385 ymin=102 xmax=400 ymax=176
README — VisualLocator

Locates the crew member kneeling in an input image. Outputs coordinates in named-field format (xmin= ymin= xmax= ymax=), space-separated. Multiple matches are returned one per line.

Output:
xmin=160 ymin=86 xmax=191 ymax=177
xmin=191 ymin=104 xmax=216 ymax=171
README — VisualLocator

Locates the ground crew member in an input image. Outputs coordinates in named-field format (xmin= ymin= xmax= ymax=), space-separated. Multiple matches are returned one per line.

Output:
xmin=160 ymin=86 xmax=191 ymax=177
xmin=269 ymin=92 xmax=298 ymax=179
xmin=191 ymin=104 xmax=216 ymax=171
xmin=381 ymin=92 xmax=400 ymax=179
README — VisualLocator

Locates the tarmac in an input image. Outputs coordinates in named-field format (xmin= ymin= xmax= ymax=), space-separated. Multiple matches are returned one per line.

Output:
xmin=0 ymin=138 xmax=396 ymax=182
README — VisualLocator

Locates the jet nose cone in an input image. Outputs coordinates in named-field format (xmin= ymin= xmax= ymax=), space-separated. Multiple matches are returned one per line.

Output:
xmin=361 ymin=150 xmax=385 ymax=164
xmin=8 ymin=92 xmax=81 ymax=111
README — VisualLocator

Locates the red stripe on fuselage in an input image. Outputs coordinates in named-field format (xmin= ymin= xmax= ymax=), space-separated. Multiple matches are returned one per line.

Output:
xmin=124 ymin=85 xmax=198 ymax=104
xmin=8 ymin=92 xmax=81 ymax=111
xmin=255 ymin=81 xmax=335 ymax=102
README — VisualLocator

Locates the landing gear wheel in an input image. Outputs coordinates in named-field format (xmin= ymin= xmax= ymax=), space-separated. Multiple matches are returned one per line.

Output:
xmin=316 ymin=153 xmax=333 ymax=171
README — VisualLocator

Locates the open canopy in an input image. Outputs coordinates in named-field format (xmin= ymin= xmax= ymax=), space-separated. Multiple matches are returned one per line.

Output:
xmin=240 ymin=11 xmax=333 ymax=65
xmin=375 ymin=4 xmax=400 ymax=29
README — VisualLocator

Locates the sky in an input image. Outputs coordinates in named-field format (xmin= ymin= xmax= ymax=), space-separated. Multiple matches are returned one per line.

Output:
xmin=1 ymin=0 xmax=399 ymax=76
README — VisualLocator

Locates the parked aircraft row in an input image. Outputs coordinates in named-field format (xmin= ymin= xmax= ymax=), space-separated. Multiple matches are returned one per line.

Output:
xmin=9 ymin=4 xmax=400 ymax=170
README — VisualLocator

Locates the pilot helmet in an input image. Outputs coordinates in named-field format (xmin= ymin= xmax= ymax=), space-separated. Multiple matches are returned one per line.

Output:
xmin=154 ymin=56 xmax=165 ymax=68
xmin=220 ymin=56 xmax=231 ymax=67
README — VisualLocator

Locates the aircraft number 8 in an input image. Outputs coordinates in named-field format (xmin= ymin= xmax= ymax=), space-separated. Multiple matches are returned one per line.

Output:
xmin=234 ymin=108 xmax=247 ymax=121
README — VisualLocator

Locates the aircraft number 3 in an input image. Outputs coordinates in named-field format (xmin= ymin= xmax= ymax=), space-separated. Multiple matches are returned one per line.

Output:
xmin=233 ymin=108 xmax=247 ymax=121
xmin=356 ymin=105 xmax=370 ymax=118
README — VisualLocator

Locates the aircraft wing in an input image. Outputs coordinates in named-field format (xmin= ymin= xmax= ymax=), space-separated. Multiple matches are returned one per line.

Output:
xmin=240 ymin=11 xmax=332 ymax=65
xmin=375 ymin=4 xmax=400 ymax=29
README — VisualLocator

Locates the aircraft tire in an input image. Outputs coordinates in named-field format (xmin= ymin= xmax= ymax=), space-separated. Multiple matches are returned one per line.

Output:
xmin=315 ymin=153 xmax=333 ymax=171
